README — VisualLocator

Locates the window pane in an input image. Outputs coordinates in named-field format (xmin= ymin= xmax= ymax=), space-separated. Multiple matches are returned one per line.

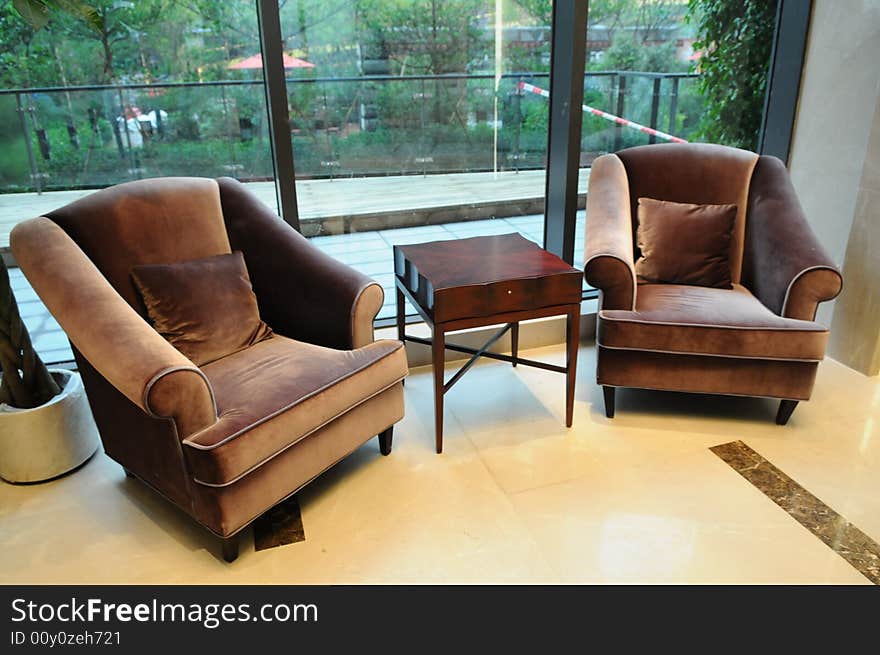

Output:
xmin=0 ymin=2 xmax=276 ymax=198
xmin=579 ymin=0 xmax=777 ymax=273
xmin=279 ymin=0 xmax=557 ymax=320
xmin=580 ymin=1 xmax=775 ymax=155
xmin=0 ymin=0 xmax=274 ymax=362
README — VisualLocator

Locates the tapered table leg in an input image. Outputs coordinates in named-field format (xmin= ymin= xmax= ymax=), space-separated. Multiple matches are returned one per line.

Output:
xmin=396 ymin=286 xmax=406 ymax=342
xmin=432 ymin=327 xmax=446 ymax=454
xmin=510 ymin=322 xmax=519 ymax=367
xmin=565 ymin=307 xmax=580 ymax=428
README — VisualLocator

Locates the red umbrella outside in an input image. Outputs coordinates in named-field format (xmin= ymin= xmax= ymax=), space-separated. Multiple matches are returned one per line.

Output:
xmin=228 ymin=53 xmax=315 ymax=70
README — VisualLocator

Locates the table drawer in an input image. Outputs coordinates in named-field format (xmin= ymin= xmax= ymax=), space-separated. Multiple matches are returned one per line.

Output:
xmin=433 ymin=271 xmax=582 ymax=323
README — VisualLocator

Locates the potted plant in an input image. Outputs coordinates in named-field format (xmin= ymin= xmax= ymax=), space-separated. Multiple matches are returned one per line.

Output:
xmin=0 ymin=259 xmax=99 ymax=483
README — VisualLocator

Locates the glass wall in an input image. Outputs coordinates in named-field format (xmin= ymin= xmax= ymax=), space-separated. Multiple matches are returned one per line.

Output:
xmin=0 ymin=1 xmax=274 ymax=208
xmin=577 ymin=0 xmax=778 ymax=273
xmin=0 ymin=0 xmax=789 ymax=358
xmin=279 ymin=0 xmax=555 ymax=320
xmin=0 ymin=0 xmax=274 ymax=363
xmin=580 ymin=0 xmax=777 ymax=156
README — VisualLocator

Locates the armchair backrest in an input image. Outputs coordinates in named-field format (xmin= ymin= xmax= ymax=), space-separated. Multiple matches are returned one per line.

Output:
xmin=45 ymin=177 xmax=232 ymax=313
xmin=615 ymin=143 xmax=759 ymax=284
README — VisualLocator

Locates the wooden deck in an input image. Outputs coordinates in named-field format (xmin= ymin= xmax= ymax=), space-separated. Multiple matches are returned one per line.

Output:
xmin=0 ymin=168 xmax=589 ymax=246
xmin=1 ymin=169 xmax=590 ymax=365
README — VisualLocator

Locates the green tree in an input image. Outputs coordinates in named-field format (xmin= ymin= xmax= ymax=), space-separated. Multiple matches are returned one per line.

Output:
xmin=600 ymin=33 xmax=684 ymax=73
xmin=602 ymin=34 xmax=641 ymax=70
xmin=356 ymin=0 xmax=489 ymax=126
xmin=0 ymin=3 xmax=55 ymax=87
xmin=8 ymin=0 xmax=99 ymax=31
xmin=687 ymin=0 xmax=777 ymax=149
xmin=357 ymin=0 xmax=488 ymax=76
xmin=511 ymin=0 xmax=551 ymax=25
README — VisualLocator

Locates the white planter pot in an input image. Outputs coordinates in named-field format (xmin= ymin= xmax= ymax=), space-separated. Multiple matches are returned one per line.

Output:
xmin=0 ymin=369 xmax=100 ymax=484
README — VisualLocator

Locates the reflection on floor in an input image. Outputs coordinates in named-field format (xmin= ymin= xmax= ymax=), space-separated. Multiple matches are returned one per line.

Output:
xmin=10 ymin=213 xmax=587 ymax=364
xmin=1 ymin=342 xmax=877 ymax=584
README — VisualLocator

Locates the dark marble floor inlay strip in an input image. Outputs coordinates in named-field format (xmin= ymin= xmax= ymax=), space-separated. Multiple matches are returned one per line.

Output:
xmin=711 ymin=440 xmax=879 ymax=585
xmin=253 ymin=495 xmax=306 ymax=551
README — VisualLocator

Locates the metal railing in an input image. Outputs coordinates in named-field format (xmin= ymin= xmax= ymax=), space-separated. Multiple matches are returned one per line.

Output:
xmin=0 ymin=70 xmax=699 ymax=193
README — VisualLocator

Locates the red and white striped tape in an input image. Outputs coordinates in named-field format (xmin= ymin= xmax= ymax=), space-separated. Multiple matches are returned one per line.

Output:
xmin=518 ymin=81 xmax=687 ymax=144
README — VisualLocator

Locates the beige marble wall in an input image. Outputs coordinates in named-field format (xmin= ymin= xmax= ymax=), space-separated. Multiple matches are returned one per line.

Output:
xmin=828 ymin=96 xmax=880 ymax=375
xmin=787 ymin=0 xmax=880 ymax=374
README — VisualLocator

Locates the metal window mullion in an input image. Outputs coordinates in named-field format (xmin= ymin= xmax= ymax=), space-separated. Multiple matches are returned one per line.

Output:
xmin=256 ymin=0 xmax=300 ymax=229
xmin=542 ymin=0 xmax=588 ymax=264
xmin=758 ymin=0 xmax=813 ymax=164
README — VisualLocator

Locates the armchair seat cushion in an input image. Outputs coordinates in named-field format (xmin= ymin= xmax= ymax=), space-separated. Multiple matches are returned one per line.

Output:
xmin=184 ymin=335 xmax=407 ymax=486
xmin=598 ymin=284 xmax=829 ymax=362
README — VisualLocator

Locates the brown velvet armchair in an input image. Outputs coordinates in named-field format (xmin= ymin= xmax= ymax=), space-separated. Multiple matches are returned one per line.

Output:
xmin=584 ymin=143 xmax=842 ymax=424
xmin=11 ymin=177 xmax=408 ymax=561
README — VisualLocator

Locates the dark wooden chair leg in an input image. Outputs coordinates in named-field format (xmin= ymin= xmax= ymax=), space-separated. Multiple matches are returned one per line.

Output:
xmin=603 ymin=386 xmax=616 ymax=419
xmin=776 ymin=399 xmax=798 ymax=425
xmin=221 ymin=534 xmax=239 ymax=563
xmin=378 ymin=426 xmax=393 ymax=456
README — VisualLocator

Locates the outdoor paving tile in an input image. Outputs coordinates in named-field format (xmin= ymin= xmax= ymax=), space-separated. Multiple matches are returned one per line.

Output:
xmin=505 ymin=215 xmax=543 ymax=227
xmin=444 ymin=218 xmax=509 ymax=230
xmin=372 ymin=273 xmax=395 ymax=288
xmin=8 ymin=269 xmax=30 ymax=286
xmin=446 ymin=225 xmax=520 ymax=237
xmin=16 ymin=300 xmax=46 ymax=319
xmin=309 ymin=231 xmax=386 ymax=245
xmin=312 ymin=237 xmax=387 ymax=256
xmin=377 ymin=305 xmax=398 ymax=320
xmin=33 ymin=332 xmax=72 ymax=351
xmin=381 ymin=233 xmax=456 ymax=247
xmin=10 ymin=286 xmax=39 ymax=302
xmin=332 ymin=248 xmax=393 ymax=266
xmin=378 ymin=225 xmax=452 ymax=237
xmin=349 ymin=261 xmax=393 ymax=276
xmin=20 ymin=314 xmax=54 ymax=333
xmin=10 ymin=278 xmax=32 ymax=293
xmin=39 ymin=348 xmax=74 ymax=364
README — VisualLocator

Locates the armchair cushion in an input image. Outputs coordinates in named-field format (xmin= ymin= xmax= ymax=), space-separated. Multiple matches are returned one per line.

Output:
xmin=217 ymin=177 xmax=383 ymax=349
xmin=635 ymin=197 xmax=737 ymax=288
xmin=131 ymin=252 xmax=273 ymax=366
xmin=183 ymin=335 xmax=407 ymax=486
xmin=598 ymin=284 xmax=829 ymax=361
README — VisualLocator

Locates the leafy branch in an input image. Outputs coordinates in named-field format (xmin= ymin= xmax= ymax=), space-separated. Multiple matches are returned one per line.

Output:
xmin=687 ymin=0 xmax=777 ymax=150
xmin=11 ymin=0 xmax=103 ymax=32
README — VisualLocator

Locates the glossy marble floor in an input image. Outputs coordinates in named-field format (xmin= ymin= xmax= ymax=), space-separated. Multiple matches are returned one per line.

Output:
xmin=1 ymin=342 xmax=878 ymax=584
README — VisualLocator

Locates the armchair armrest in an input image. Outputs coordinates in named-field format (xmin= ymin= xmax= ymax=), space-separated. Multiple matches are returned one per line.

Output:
xmin=583 ymin=154 xmax=637 ymax=310
xmin=10 ymin=218 xmax=217 ymax=439
xmin=217 ymin=177 xmax=383 ymax=350
xmin=742 ymin=156 xmax=842 ymax=321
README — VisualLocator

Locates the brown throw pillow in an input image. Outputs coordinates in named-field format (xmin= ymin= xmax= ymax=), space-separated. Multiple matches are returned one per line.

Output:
xmin=131 ymin=251 xmax=273 ymax=366
xmin=634 ymin=197 xmax=737 ymax=289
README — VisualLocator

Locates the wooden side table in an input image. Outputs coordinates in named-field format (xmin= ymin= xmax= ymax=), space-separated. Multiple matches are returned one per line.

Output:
xmin=393 ymin=233 xmax=583 ymax=453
